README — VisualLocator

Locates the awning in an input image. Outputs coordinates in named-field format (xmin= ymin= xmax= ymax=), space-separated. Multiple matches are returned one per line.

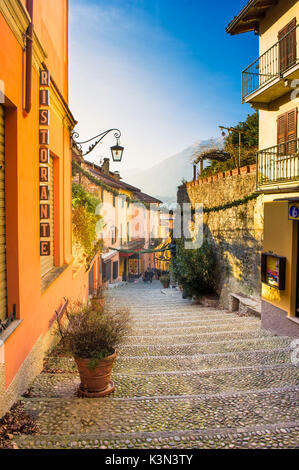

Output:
xmin=119 ymin=252 xmax=134 ymax=258
xmin=101 ymin=250 xmax=118 ymax=262
xmin=109 ymin=246 xmax=170 ymax=255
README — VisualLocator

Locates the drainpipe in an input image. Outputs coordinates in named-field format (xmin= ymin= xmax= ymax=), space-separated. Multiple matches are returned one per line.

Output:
xmin=25 ymin=0 xmax=34 ymax=114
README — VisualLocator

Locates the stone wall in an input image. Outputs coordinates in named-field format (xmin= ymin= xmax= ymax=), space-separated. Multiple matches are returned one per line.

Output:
xmin=177 ymin=165 xmax=264 ymax=308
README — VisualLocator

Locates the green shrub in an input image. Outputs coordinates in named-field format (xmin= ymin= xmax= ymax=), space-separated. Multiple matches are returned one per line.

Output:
xmin=72 ymin=183 xmax=103 ymax=264
xmin=72 ymin=205 xmax=102 ymax=263
xmin=172 ymin=239 xmax=217 ymax=298
xmin=72 ymin=183 xmax=99 ymax=213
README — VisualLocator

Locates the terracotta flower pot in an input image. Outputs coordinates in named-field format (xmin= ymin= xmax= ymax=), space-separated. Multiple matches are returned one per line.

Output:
xmin=75 ymin=350 xmax=117 ymax=397
xmin=163 ymin=282 xmax=170 ymax=288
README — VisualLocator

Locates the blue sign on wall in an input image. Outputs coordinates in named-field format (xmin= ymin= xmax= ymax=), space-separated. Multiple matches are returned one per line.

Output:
xmin=289 ymin=204 xmax=299 ymax=220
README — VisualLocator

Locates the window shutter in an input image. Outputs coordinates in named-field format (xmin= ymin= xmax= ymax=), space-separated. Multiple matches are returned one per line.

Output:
xmin=278 ymin=18 xmax=296 ymax=72
xmin=287 ymin=108 xmax=297 ymax=153
xmin=277 ymin=113 xmax=287 ymax=155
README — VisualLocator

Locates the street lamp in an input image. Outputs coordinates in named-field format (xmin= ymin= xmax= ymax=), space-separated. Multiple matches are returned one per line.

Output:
xmin=111 ymin=138 xmax=124 ymax=162
xmin=72 ymin=128 xmax=124 ymax=162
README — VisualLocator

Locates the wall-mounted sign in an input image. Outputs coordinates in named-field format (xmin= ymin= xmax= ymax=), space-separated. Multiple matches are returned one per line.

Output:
xmin=40 ymin=241 xmax=50 ymax=256
xmin=261 ymin=253 xmax=286 ymax=291
xmin=39 ymin=109 xmax=49 ymax=126
xmin=39 ymin=148 xmax=49 ymax=164
xmin=288 ymin=203 xmax=299 ymax=220
xmin=39 ymin=89 xmax=50 ymax=107
xmin=40 ymin=223 xmax=50 ymax=238
xmin=39 ymin=69 xmax=51 ymax=257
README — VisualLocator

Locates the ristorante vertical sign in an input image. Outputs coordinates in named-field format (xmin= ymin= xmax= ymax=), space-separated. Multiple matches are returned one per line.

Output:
xmin=39 ymin=70 xmax=51 ymax=256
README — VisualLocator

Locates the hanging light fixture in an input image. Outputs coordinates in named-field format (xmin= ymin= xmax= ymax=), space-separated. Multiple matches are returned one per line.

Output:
xmin=111 ymin=138 xmax=124 ymax=162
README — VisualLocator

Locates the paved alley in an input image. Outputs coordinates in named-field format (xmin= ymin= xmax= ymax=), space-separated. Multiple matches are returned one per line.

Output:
xmin=14 ymin=281 xmax=298 ymax=449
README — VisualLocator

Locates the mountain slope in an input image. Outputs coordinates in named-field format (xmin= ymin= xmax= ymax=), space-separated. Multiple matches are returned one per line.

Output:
xmin=123 ymin=137 xmax=223 ymax=202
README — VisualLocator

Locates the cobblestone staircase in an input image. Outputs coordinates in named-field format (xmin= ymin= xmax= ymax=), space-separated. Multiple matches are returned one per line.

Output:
xmin=14 ymin=282 xmax=298 ymax=449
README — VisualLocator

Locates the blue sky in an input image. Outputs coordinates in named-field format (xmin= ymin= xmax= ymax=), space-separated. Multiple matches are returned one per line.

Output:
xmin=69 ymin=0 xmax=258 ymax=172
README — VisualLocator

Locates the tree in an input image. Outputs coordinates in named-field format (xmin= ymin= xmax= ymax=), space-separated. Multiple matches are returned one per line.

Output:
xmin=200 ymin=111 xmax=258 ymax=177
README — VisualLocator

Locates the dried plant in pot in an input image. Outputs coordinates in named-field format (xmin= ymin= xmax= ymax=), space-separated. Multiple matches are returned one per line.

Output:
xmin=56 ymin=303 xmax=131 ymax=397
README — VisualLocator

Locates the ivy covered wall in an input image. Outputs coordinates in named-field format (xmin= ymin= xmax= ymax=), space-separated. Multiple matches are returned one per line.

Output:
xmin=177 ymin=168 xmax=264 ymax=307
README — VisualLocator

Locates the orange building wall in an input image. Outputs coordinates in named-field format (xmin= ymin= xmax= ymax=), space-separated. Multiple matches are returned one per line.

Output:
xmin=0 ymin=1 xmax=88 ymax=388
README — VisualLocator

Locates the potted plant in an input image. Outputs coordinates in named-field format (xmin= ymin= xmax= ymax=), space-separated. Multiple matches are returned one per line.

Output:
xmin=56 ymin=303 xmax=131 ymax=397
xmin=160 ymin=274 xmax=170 ymax=289
xmin=91 ymin=285 xmax=106 ymax=308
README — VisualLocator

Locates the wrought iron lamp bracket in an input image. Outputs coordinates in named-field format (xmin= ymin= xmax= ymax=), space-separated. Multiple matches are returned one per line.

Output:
xmin=72 ymin=129 xmax=121 ymax=157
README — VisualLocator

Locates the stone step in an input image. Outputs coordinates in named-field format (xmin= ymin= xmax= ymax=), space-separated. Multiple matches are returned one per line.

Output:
xmin=44 ymin=348 xmax=291 ymax=375
xmin=122 ymin=328 xmax=268 ymax=345
xmin=129 ymin=320 xmax=263 ymax=336
xmin=132 ymin=314 xmax=260 ymax=326
xmin=14 ymin=422 xmax=299 ymax=449
xmin=18 ymin=388 xmax=298 ymax=438
xmin=126 ymin=310 xmax=233 ymax=320
xmin=118 ymin=336 xmax=291 ymax=357
xmin=25 ymin=364 xmax=298 ymax=399
xmin=114 ymin=348 xmax=292 ymax=374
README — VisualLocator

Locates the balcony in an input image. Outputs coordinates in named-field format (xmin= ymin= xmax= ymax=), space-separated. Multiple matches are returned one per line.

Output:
xmin=242 ymin=24 xmax=299 ymax=105
xmin=257 ymin=138 xmax=299 ymax=190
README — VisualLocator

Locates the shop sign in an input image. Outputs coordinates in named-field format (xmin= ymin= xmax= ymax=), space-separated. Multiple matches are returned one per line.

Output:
xmin=39 ymin=70 xmax=51 ymax=256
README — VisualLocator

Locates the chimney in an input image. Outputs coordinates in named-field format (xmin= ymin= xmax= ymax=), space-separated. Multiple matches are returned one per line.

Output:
xmin=113 ymin=171 xmax=121 ymax=181
xmin=101 ymin=158 xmax=110 ymax=175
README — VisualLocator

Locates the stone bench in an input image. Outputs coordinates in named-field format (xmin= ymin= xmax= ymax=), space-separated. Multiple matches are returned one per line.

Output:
xmin=229 ymin=293 xmax=261 ymax=318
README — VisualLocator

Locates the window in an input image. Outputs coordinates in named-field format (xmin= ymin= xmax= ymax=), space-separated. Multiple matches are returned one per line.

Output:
xmin=88 ymin=265 xmax=94 ymax=296
xmin=113 ymin=261 xmax=118 ymax=280
xmin=277 ymin=108 xmax=297 ymax=154
xmin=106 ymin=261 xmax=111 ymax=282
xmin=102 ymin=261 xmax=106 ymax=282
xmin=102 ymin=260 xmax=111 ymax=283
xmin=101 ymin=187 xmax=104 ymax=202
xmin=127 ymin=222 xmax=130 ymax=243
xmin=111 ymin=227 xmax=117 ymax=245
xmin=278 ymin=18 xmax=297 ymax=73
xmin=113 ymin=194 xmax=116 ymax=207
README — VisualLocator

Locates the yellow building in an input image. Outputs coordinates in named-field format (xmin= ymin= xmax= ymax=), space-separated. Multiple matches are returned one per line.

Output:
xmin=73 ymin=156 xmax=162 ymax=285
xmin=227 ymin=0 xmax=299 ymax=337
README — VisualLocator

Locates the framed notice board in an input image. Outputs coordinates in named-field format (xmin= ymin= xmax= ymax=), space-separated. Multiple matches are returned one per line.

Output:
xmin=261 ymin=253 xmax=286 ymax=291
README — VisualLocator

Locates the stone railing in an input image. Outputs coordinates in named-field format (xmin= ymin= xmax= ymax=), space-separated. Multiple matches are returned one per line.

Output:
xmin=182 ymin=164 xmax=257 ymax=189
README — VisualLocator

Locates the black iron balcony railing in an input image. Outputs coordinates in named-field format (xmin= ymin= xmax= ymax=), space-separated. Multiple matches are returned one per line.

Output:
xmin=257 ymin=138 xmax=299 ymax=188
xmin=242 ymin=24 xmax=299 ymax=102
